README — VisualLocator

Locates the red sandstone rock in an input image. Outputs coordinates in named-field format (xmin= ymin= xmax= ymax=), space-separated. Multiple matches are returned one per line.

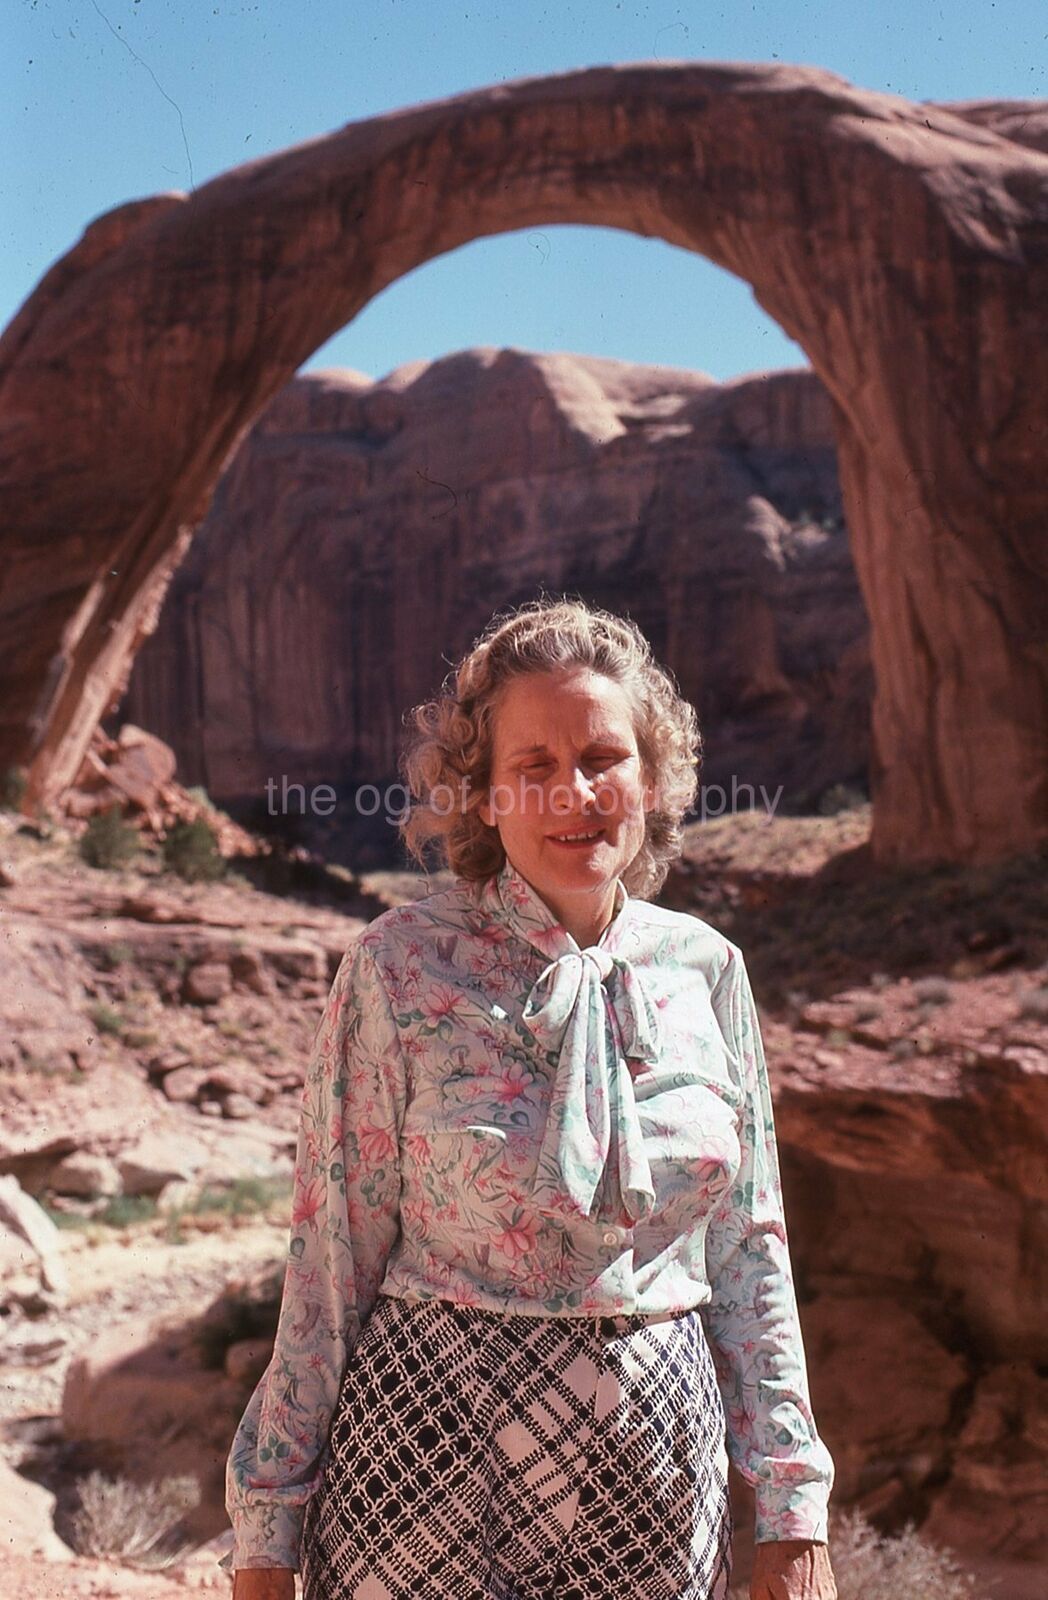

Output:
xmin=60 ymin=725 xmax=264 ymax=858
xmin=0 ymin=66 xmax=1044 ymax=866
xmin=117 ymin=357 xmax=864 ymax=845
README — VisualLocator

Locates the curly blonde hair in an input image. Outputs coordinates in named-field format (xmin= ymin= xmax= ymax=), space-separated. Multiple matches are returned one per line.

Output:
xmin=397 ymin=596 xmax=702 ymax=899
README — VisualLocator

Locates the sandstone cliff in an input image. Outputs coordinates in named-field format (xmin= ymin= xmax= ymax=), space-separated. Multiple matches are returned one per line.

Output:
xmin=118 ymin=351 xmax=869 ymax=867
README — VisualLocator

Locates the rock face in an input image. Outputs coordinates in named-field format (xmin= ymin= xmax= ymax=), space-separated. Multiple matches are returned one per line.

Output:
xmin=0 ymin=66 xmax=1045 ymax=866
xmin=1 ymin=801 xmax=1044 ymax=1582
xmin=773 ymin=997 xmax=1048 ymax=1566
xmin=117 ymin=354 xmax=867 ymax=863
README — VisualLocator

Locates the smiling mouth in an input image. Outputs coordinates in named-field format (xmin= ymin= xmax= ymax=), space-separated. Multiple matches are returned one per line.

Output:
xmin=548 ymin=827 xmax=605 ymax=843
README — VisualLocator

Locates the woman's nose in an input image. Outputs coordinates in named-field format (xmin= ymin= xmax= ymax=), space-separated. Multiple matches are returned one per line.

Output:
xmin=553 ymin=766 xmax=598 ymax=808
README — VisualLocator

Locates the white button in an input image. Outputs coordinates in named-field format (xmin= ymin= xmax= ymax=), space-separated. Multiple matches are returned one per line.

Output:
xmin=602 ymin=1230 xmax=619 ymax=1246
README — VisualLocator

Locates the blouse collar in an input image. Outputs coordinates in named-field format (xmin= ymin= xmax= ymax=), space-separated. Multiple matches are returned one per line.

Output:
xmin=479 ymin=853 xmax=658 ymax=1225
xmin=487 ymin=854 xmax=631 ymax=959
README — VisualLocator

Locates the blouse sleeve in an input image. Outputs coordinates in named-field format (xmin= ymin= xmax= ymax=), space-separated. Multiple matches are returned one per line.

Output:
xmin=703 ymin=941 xmax=835 ymax=1544
xmin=220 ymin=935 xmax=406 ymax=1572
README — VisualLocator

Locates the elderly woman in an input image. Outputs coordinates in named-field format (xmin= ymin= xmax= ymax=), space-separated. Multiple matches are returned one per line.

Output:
xmin=223 ymin=598 xmax=837 ymax=1600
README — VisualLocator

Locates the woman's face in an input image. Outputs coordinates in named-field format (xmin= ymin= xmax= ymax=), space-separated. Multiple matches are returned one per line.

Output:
xmin=478 ymin=666 xmax=656 ymax=923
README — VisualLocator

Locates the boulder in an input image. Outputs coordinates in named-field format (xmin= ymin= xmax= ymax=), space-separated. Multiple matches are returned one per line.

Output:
xmin=115 ymin=1132 xmax=210 ymax=1197
xmin=49 ymin=1150 xmax=123 ymax=1199
xmin=0 ymin=1173 xmax=69 ymax=1309
xmin=0 ymin=1458 xmax=72 ymax=1562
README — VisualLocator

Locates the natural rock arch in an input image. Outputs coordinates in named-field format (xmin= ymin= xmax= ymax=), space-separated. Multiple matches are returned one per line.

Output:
xmin=0 ymin=62 xmax=1045 ymax=866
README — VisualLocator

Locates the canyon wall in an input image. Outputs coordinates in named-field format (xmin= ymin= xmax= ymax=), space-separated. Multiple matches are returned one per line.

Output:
xmin=118 ymin=351 xmax=870 ymax=864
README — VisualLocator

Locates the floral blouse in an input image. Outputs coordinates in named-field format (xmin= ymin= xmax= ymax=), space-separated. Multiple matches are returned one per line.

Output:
xmin=222 ymin=856 xmax=835 ymax=1571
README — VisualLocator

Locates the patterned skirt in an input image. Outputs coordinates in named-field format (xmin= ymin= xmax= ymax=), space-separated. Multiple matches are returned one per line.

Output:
xmin=300 ymin=1292 xmax=734 ymax=1600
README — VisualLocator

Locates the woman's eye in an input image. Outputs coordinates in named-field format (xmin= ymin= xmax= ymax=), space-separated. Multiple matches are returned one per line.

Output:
xmin=517 ymin=752 xmax=624 ymax=775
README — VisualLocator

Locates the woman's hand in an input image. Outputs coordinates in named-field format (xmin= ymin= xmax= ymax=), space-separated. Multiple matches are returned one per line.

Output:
xmin=751 ymin=1538 xmax=838 ymax=1599
xmin=231 ymin=1567 xmax=296 ymax=1600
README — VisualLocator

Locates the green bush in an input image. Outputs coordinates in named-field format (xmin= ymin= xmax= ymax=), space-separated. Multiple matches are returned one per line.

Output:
xmin=97 ymin=940 xmax=136 ymax=970
xmin=79 ymin=807 xmax=140 ymax=869
xmin=94 ymin=1194 xmax=160 ymax=1228
xmin=161 ymin=817 xmax=226 ymax=883
xmin=88 ymin=1001 xmax=125 ymax=1036
xmin=0 ymin=764 xmax=28 ymax=810
xmin=817 ymin=782 xmax=868 ymax=816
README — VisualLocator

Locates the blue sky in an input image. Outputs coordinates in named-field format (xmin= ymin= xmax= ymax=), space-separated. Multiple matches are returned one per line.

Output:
xmin=4 ymin=0 xmax=1045 ymax=383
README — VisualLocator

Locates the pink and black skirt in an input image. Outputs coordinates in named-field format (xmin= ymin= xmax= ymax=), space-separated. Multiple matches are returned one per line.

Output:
xmin=301 ymin=1292 xmax=734 ymax=1600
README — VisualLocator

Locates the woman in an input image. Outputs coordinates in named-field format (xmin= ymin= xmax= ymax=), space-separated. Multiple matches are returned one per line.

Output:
xmin=223 ymin=598 xmax=838 ymax=1600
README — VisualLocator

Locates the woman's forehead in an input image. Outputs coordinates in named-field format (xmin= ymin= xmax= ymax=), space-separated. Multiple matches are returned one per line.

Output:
xmin=493 ymin=668 xmax=637 ymax=744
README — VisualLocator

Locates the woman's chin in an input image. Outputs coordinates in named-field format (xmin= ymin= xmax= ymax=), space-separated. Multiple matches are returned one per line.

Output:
xmin=541 ymin=839 xmax=621 ymax=879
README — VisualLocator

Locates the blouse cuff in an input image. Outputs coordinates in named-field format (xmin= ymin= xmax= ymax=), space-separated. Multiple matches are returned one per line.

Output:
xmin=216 ymin=1503 xmax=303 ymax=1574
xmin=754 ymin=1479 xmax=831 ymax=1544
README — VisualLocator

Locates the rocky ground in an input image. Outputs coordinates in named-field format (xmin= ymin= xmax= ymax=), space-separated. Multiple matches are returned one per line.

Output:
xmin=1 ymin=801 xmax=1045 ymax=1597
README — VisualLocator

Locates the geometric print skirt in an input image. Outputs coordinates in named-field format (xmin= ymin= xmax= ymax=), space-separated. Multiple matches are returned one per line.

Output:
xmin=301 ymin=1292 xmax=734 ymax=1600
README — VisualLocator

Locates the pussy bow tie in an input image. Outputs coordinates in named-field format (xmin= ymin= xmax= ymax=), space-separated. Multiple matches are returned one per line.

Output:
xmin=491 ymin=862 xmax=662 ymax=1224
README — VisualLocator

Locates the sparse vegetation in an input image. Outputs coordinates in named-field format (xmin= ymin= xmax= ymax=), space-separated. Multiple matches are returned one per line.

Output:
xmin=728 ymin=1506 xmax=985 ymax=1599
xmin=122 ymin=1027 xmax=159 ymax=1049
xmin=69 ymin=1469 xmax=200 ymax=1568
xmin=161 ymin=816 xmax=226 ymax=883
xmin=817 ymin=782 xmax=868 ymax=816
xmin=195 ymin=1175 xmax=292 ymax=1216
xmin=715 ymin=839 xmax=1048 ymax=1000
xmin=18 ymin=1050 xmax=80 ymax=1081
xmin=1017 ymin=984 xmax=1048 ymax=1021
xmin=912 ymin=976 xmax=953 ymax=1006
xmin=40 ymin=1174 xmax=292 ymax=1242
xmin=87 ymin=1001 xmax=125 ymax=1037
xmin=158 ymin=1174 xmax=292 ymax=1244
xmin=97 ymin=940 xmax=136 ymax=970
xmin=93 ymin=1194 xmax=161 ymax=1228
xmin=79 ymin=807 xmax=141 ymax=870
xmin=0 ymin=763 xmax=28 ymax=810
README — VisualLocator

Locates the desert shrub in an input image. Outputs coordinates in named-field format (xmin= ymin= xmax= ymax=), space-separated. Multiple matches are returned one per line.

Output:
xmin=38 ymin=1196 xmax=160 ymax=1228
xmin=69 ymin=1470 xmax=200 ymax=1567
xmin=122 ymin=1028 xmax=159 ymax=1049
xmin=912 ymin=976 xmax=953 ymax=1006
xmin=0 ymin=764 xmax=28 ymax=810
xmin=1017 ymin=984 xmax=1048 ymax=1021
xmin=94 ymin=1194 xmax=159 ymax=1228
xmin=79 ymin=807 xmax=140 ymax=869
xmin=159 ymin=1175 xmax=292 ymax=1246
xmin=185 ymin=1175 xmax=292 ymax=1219
xmin=728 ymin=1506 xmax=984 ymax=1600
xmin=161 ymin=817 xmax=226 ymax=883
xmin=97 ymin=940 xmax=136 ymax=970
xmin=817 ymin=782 xmax=868 ymax=816
xmin=87 ymin=1001 xmax=124 ymax=1036
xmin=19 ymin=1050 xmax=79 ymax=1080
